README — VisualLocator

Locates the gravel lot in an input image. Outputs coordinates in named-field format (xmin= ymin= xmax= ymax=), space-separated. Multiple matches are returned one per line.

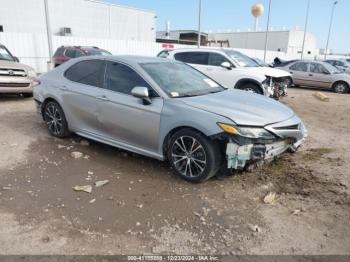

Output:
xmin=0 ymin=88 xmax=349 ymax=255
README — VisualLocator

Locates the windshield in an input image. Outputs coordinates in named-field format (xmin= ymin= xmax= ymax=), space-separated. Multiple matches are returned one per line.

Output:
xmin=0 ymin=46 xmax=15 ymax=61
xmin=224 ymin=50 xmax=259 ymax=67
xmin=323 ymin=62 xmax=341 ymax=74
xmin=141 ymin=62 xmax=224 ymax=98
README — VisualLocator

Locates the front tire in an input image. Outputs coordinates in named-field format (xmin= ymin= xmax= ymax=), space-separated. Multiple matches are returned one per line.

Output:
xmin=239 ymin=83 xmax=263 ymax=95
xmin=43 ymin=101 xmax=70 ymax=138
xmin=167 ymin=129 xmax=221 ymax=183
xmin=333 ymin=81 xmax=349 ymax=94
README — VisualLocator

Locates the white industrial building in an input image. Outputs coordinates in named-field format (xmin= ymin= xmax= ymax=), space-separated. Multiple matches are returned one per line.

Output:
xmin=0 ymin=0 xmax=156 ymax=41
xmin=209 ymin=30 xmax=319 ymax=56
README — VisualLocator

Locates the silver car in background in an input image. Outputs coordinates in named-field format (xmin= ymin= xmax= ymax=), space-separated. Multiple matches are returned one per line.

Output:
xmin=276 ymin=60 xmax=350 ymax=94
xmin=34 ymin=56 xmax=307 ymax=183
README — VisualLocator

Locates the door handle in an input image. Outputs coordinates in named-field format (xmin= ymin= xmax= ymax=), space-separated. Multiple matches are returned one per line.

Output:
xmin=289 ymin=72 xmax=293 ymax=74
xmin=309 ymin=74 xmax=313 ymax=76
xmin=97 ymin=95 xmax=109 ymax=102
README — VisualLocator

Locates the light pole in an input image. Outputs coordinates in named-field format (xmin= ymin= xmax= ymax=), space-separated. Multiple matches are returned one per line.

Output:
xmin=324 ymin=1 xmax=338 ymax=59
xmin=263 ymin=0 xmax=272 ymax=63
xmin=44 ymin=0 xmax=53 ymax=67
xmin=301 ymin=0 xmax=311 ymax=60
xmin=197 ymin=0 xmax=202 ymax=48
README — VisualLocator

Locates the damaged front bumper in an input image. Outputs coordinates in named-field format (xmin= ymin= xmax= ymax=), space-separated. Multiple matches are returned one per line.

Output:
xmin=225 ymin=116 xmax=307 ymax=169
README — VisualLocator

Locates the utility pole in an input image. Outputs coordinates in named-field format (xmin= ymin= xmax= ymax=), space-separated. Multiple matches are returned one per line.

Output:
xmin=324 ymin=1 xmax=338 ymax=59
xmin=197 ymin=0 xmax=202 ymax=48
xmin=44 ymin=0 xmax=53 ymax=67
xmin=301 ymin=0 xmax=311 ymax=60
xmin=263 ymin=0 xmax=272 ymax=63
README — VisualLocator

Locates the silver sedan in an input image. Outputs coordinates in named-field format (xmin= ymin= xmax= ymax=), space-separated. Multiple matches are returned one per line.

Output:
xmin=276 ymin=60 xmax=350 ymax=94
xmin=34 ymin=56 xmax=307 ymax=182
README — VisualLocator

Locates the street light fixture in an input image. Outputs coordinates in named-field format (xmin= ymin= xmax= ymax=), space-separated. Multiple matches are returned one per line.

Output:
xmin=263 ymin=0 xmax=272 ymax=63
xmin=324 ymin=1 xmax=339 ymax=59
xmin=301 ymin=0 xmax=311 ymax=60
xmin=197 ymin=0 xmax=202 ymax=48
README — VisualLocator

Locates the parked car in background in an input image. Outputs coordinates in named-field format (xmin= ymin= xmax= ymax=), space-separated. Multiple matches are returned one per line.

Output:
xmin=34 ymin=56 xmax=306 ymax=183
xmin=276 ymin=60 xmax=350 ymax=94
xmin=251 ymin=57 xmax=271 ymax=67
xmin=0 ymin=43 xmax=37 ymax=97
xmin=324 ymin=59 xmax=350 ymax=74
xmin=53 ymin=46 xmax=112 ymax=67
xmin=158 ymin=48 xmax=292 ymax=99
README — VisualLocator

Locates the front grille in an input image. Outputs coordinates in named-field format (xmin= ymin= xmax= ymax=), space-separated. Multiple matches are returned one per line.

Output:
xmin=0 ymin=68 xmax=27 ymax=77
xmin=0 ymin=82 xmax=30 ymax=87
xmin=274 ymin=124 xmax=300 ymax=130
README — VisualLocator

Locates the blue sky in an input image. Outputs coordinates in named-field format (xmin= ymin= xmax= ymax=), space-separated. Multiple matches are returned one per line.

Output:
xmin=106 ymin=0 xmax=349 ymax=54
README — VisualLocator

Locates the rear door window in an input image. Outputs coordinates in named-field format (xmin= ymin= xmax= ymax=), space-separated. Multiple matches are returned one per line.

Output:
xmin=174 ymin=52 xmax=209 ymax=65
xmin=64 ymin=60 xmax=105 ymax=87
xmin=290 ymin=62 xmax=308 ymax=72
xmin=54 ymin=48 xmax=65 ymax=56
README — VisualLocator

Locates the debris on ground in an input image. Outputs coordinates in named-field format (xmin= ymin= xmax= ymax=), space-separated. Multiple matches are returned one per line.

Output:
xmin=263 ymin=192 xmax=278 ymax=205
xmin=72 ymin=185 xmax=92 ymax=193
xmin=80 ymin=139 xmax=90 ymax=146
xmin=89 ymin=198 xmax=96 ymax=204
xmin=94 ymin=180 xmax=109 ymax=187
xmin=249 ymin=224 xmax=261 ymax=233
xmin=292 ymin=209 xmax=301 ymax=216
xmin=313 ymin=92 xmax=330 ymax=102
xmin=57 ymin=144 xmax=66 ymax=149
xmin=70 ymin=151 xmax=84 ymax=159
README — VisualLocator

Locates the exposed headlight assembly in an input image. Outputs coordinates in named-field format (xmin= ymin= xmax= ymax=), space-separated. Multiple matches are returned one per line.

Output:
xmin=218 ymin=123 xmax=275 ymax=139
xmin=27 ymin=69 xmax=37 ymax=78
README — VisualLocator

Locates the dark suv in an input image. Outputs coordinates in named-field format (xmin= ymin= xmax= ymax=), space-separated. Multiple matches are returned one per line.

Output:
xmin=53 ymin=46 xmax=112 ymax=67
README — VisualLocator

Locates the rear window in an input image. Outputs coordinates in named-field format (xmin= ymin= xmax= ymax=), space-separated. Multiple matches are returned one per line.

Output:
xmin=64 ymin=60 xmax=105 ymax=87
xmin=157 ymin=50 xmax=170 ymax=58
xmin=174 ymin=52 xmax=209 ymax=65
xmin=54 ymin=47 xmax=65 ymax=57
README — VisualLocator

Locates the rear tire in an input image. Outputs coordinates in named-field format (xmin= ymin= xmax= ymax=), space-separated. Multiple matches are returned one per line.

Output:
xmin=43 ymin=101 xmax=70 ymax=138
xmin=167 ymin=129 xmax=221 ymax=183
xmin=239 ymin=83 xmax=263 ymax=95
xmin=333 ymin=81 xmax=349 ymax=94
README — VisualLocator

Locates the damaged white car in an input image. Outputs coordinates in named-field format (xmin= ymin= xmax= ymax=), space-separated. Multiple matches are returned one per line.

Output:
xmin=34 ymin=56 xmax=306 ymax=183
xmin=159 ymin=48 xmax=292 ymax=99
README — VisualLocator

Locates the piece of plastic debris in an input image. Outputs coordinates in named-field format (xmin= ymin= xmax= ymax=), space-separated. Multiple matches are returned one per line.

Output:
xmin=73 ymin=185 xmax=92 ymax=193
xmin=249 ymin=224 xmax=261 ymax=232
xmin=292 ymin=209 xmax=301 ymax=215
xmin=136 ymin=222 xmax=141 ymax=226
xmin=94 ymin=180 xmax=109 ymax=187
xmin=89 ymin=198 xmax=96 ymax=203
xmin=57 ymin=144 xmax=66 ymax=149
xmin=70 ymin=151 xmax=83 ymax=159
xmin=263 ymin=192 xmax=278 ymax=205
xmin=80 ymin=139 xmax=90 ymax=146
xmin=2 ymin=187 xmax=11 ymax=190
xmin=313 ymin=92 xmax=329 ymax=102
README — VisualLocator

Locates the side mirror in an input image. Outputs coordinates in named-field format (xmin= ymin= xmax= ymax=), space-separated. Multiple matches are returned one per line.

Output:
xmin=221 ymin=62 xmax=232 ymax=70
xmin=131 ymin=86 xmax=152 ymax=105
xmin=13 ymin=56 xmax=20 ymax=62
xmin=323 ymin=70 xmax=330 ymax=75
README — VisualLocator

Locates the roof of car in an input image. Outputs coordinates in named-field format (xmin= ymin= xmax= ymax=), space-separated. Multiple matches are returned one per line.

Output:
xmin=76 ymin=55 xmax=174 ymax=65
xmin=169 ymin=48 xmax=232 ymax=53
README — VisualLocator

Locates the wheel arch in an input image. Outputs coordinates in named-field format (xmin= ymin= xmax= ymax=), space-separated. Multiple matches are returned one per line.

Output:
xmin=162 ymin=126 xmax=214 ymax=160
xmin=234 ymin=78 xmax=264 ymax=93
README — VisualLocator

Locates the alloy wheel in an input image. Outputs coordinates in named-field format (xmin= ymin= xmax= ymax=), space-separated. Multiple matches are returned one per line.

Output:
xmin=45 ymin=104 xmax=63 ymax=136
xmin=334 ymin=83 xmax=348 ymax=94
xmin=171 ymin=136 xmax=207 ymax=178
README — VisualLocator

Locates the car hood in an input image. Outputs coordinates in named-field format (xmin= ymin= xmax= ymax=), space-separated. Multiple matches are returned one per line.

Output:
xmin=182 ymin=89 xmax=295 ymax=126
xmin=234 ymin=66 xmax=291 ymax=78
xmin=0 ymin=60 xmax=34 ymax=71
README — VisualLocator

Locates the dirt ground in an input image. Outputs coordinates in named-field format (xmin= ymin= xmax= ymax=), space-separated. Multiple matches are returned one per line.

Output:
xmin=0 ymin=88 xmax=349 ymax=255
